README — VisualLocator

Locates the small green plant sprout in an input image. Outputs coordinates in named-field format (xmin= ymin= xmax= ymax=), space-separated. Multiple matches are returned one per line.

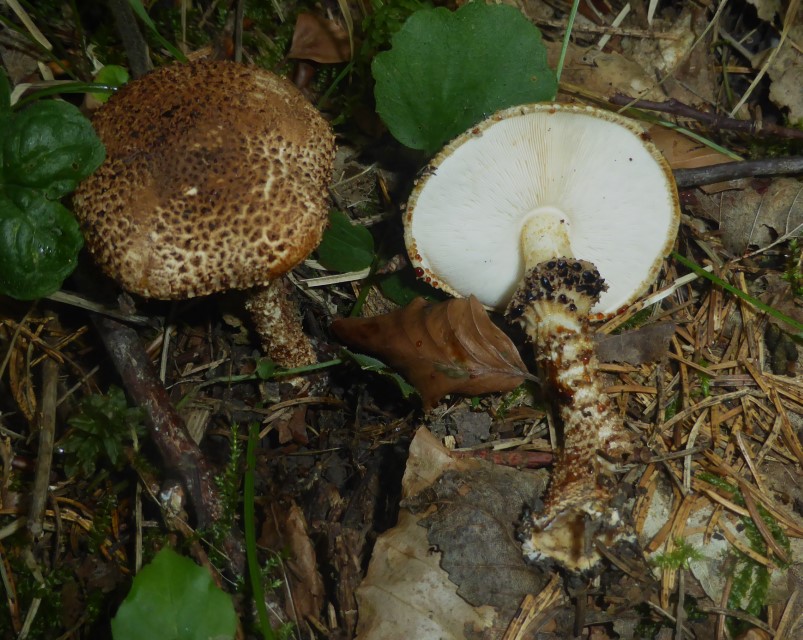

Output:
xmin=90 ymin=65 xmax=130 ymax=103
xmin=0 ymin=68 xmax=105 ymax=300
xmin=652 ymin=537 xmax=704 ymax=570
xmin=342 ymin=350 xmax=418 ymax=401
xmin=61 ymin=386 xmax=145 ymax=477
xmin=782 ymin=237 xmax=803 ymax=297
xmin=372 ymin=2 xmax=557 ymax=155
xmin=111 ymin=547 xmax=237 ymax=640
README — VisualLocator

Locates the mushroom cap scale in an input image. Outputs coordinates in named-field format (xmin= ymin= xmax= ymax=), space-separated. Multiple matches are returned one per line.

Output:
xmin=405 ymin=103 xmax=680 ymax=315
xmin=73 ymin=60 xmax=335 ymax=299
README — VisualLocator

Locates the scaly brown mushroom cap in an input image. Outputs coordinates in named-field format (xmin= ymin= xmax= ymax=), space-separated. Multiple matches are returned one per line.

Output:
xmin=73 ymin=60 xmax=335 ymax=299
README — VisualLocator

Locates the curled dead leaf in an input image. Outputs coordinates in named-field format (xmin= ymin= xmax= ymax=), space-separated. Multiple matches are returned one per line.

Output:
xmin=595 ymin=322 xmax=676 ymax=365
xmin=288 ymin=13 xmax=351 ymax=64
xmin=332 ymin=296 xmax=535 ymax=409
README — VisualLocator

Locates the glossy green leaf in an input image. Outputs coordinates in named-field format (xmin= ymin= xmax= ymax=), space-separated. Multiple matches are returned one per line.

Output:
xmin=111 ymin=548 xmax=236 ymax=640
xmin=3 ymin=100 xmax=105 ymax=199
xmin=372 ymin=2 xmax=557 ymax=154
xmin=317 ymin=210 xmax=375 ymax=272
xmin=0 ymin=186 xmax=84 ymax=299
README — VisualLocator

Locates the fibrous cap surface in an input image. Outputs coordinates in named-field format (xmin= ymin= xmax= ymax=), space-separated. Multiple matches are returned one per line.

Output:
xmin=74 ymin=60 xmax=335 ymax=299
xmin=405 ymin=103 xmax=680 ymax=315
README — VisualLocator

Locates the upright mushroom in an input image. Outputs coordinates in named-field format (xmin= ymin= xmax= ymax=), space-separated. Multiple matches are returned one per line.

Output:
xmin=73 ymin=60 xmax=336 ymax=368
xmin=405 ymin=103 xmax=680 ymax=571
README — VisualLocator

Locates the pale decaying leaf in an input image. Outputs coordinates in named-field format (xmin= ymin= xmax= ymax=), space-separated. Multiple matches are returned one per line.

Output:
xmin=545 ymin=41 xmax=665 ymax=101
xmin=355 ymin=428 xmax=552 ymax=639
xmin=747 ymin=0 xmax=782 ymax=21
xmin=355 ymin=428 xmax=498 ymax=639
xmin=686 ymin=178 xmax=803 ymax=255
xmin=769 ymin=24 xmax=803 ymax=122
xmin=405 ymin=465 xmax=549 ymax=618
xmin=259 ymin=500 xmax=325 ymax=624
xmin=332 ymin=296 xmax=535 ymax=409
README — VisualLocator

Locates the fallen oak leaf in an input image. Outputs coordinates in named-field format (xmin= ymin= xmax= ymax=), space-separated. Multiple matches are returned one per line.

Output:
xmin=288 ymin=13 xmax=351 ymax=64
xmin=332 ymin=296 xmax=536 ymax=409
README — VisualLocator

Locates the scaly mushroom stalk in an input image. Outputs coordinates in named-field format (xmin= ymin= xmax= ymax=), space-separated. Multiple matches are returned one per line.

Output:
xmin=507 ymin=258 xmax=632 ymax=572
xmin=403 ymin=103 xmax=681 ymax=572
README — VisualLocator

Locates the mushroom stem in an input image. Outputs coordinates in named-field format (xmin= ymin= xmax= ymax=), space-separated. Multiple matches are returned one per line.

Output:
xmin=245 ymin=278 xmax=317 ymax=371
xmin=520 ymin=209 xmax=572 ymax=271
xmin=507 ymin=258 xmax=632 ymax=572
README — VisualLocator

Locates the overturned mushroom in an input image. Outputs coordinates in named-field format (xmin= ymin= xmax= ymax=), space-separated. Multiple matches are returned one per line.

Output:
xmin=405 ymin=103 xmax=680 ymax=571
xmin=73 ymin=59 xmax=336 ymax=368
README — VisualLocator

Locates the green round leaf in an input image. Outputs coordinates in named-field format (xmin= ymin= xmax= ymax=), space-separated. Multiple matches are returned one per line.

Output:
xmin=0 ymin=186 xmax=83 ymax=300
xmin=92 ymin=65 xmax=130 ymax=103
xmin=372 ymin=2 xmax=557 ymax=154
xmin=3 ymin=100 xmax=105 ymax=199
xmin=111 ymin=548 xmax=236 ymax=640
xmin=317 ymin=210 xmax=375 ymax=272
xmin=256 ymin=357 xmax=278 ymax=379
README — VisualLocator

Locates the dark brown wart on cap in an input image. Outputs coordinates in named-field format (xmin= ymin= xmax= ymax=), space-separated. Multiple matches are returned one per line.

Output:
xmin=73 ymin=59 xmax=336 ymax=368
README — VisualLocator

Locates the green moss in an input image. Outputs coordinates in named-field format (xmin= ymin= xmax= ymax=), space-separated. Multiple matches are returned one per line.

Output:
xmin=698 ymin=472 xmax=790 ymax=632
xmin=652 ymin=537 xmax=704 ymax=570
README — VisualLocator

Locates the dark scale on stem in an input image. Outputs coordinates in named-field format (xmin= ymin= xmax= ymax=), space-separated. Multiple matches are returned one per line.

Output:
xmin=508 ymin=257 xmax=607 ymax=318
xmin=506 ymin=256 xmax=633 ymax=573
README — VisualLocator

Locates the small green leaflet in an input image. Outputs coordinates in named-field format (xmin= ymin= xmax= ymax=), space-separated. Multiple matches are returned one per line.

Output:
xmin=92 ymin=65 xmax=130 ymax=103
xmin=317 ymin=210 xmax=375 ymax=272
xmin=111 ymin=547 xmax=236 ymax=640
xmin=342 ymin=350 xmax=418 ymax=400
xmin=372 ymin=2 xmax=557 ymax=154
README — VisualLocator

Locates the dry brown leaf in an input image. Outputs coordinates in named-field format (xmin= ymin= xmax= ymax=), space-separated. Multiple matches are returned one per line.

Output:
xmin=259 ymin=499 xmax=325 ymax=624
xmin=332 ymin=296 xmax=534 ymax=410
xmin=356 ymin=429 xmax=499 ymax=640
xmin=648 ymin=125 xmax=733 ymax=171
xmin=287 ymin=13 xmax=351 ymax=64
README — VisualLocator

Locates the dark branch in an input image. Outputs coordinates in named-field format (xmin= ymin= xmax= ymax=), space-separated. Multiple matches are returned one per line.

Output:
xmin=673 ymin=156 xmax=803 ymax=187
xmin=610 ymin=94 xmax=803 ymax=140
xmin=93 ymin=315 xmax=245 ymax=574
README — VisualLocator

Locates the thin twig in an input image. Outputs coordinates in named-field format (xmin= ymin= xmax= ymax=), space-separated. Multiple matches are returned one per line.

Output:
xmin=27 ymin=349 xmax=58 ymax=540
xmin=673 ymin=156 xmax=803 ymax=187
